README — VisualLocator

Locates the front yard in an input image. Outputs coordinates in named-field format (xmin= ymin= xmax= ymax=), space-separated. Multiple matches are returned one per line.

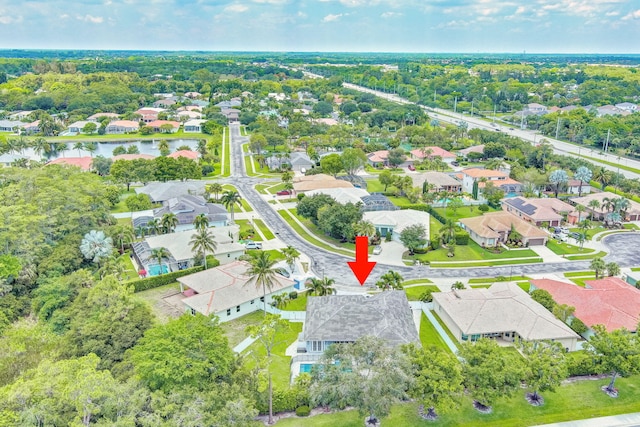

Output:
xmin=405 ymin=240 xmax=540 ymax=265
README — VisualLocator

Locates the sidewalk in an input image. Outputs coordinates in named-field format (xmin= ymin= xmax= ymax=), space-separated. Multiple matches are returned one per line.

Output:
xmin=534 ymin=412 xmax=640 ymax=427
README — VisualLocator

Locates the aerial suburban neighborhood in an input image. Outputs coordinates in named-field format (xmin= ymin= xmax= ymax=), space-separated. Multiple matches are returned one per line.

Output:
xmin=2 ymin=49 xmax=640 ymax=427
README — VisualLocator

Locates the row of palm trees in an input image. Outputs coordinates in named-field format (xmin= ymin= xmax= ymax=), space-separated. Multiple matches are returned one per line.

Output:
xmin=1 ymin=137 xmax=100 ymax=159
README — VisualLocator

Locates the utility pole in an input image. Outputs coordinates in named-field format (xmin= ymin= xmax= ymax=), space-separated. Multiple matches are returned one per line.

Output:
xmin=454 ymin=96 xmax=457 ymax=114
xmin=520 ymin=112 xmax=525 ymax=130
xmin=555 ymin=117 xmax=561 ymax=139
xmin=604 ymin=129 xmax=611 ymax=153
xmin=471 ymin=99 xmax=474 ymax=117
xmin=493 ymin=104 xmax=497 ymax=123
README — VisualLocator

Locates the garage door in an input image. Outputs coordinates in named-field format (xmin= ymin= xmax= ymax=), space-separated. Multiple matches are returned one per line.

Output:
xmin=528 ymin=238 xmax=545 ymax=246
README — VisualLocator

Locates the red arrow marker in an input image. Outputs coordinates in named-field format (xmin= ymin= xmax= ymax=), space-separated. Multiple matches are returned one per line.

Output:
xmin=348 ymin=236 xmax=376 ymax=286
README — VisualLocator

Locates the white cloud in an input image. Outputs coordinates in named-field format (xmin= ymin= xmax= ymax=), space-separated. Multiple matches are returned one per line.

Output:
xmin=78 ymin=14 xmax=104 ymax=23
xmin=225 ymin=4 xmax=249 ymax=12
xmin=323 ymin=13 xmax=344 ymax=22
xmin=0 ymin=15 xmax=22 ymax=25
xmin=381 ymin=11 xmax=403 ymax=18
xmin=251 ymin=0 xmax=289 ymax=4
xmin=622 ymin=9 xmax=640 ymax=20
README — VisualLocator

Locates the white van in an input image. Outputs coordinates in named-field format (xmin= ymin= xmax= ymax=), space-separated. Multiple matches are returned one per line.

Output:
xmin=245 ymin=241 xmax=263 ymax=250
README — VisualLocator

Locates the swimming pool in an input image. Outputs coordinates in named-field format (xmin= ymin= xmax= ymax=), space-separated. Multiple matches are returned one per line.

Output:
xmin=300 ymin=363 xmax=314 ymax=373
xmin=148 ymin=264 xmax=169 ymax=276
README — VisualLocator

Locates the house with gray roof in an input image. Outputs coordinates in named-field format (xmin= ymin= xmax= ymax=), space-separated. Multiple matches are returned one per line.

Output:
xmin=432 ymin=282 xmax=579 ymax=351
xmin=0 ymin=120 xmax=23 ymax=132
xmin=132 ymin=194 xmax=229 ymax=232
xmin=300 ymin=291 xmax=420 ymax=356
xmin=363 ymin=209 xmax=430 ymax=242
xmin=266 ymin=151 xmax=315 ymax=172
xmin=136 ymin=181 xmax=206 ymax=203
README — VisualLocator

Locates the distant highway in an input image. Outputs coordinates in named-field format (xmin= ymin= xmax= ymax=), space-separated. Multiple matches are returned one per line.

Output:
xmin=339 ymin=81 xmax=640 ymax=180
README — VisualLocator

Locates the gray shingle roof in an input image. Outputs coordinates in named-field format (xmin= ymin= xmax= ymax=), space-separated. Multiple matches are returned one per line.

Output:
xmin=303 ymin=291 xmax=420 ymax=346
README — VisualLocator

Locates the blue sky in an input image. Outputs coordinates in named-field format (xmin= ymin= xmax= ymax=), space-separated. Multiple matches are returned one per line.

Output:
xmin=0 ymin=0 xmax=639 ymax=53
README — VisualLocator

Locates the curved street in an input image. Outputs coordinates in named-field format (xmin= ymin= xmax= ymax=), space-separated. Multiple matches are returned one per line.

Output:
xmin=226 ymin=123 xmax=640 ymax=288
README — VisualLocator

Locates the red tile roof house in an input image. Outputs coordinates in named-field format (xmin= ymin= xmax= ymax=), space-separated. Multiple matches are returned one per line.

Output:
xmin=530 ymin=277 xmax=640 ymax=336
xmin=146 ymin=120 xmax=180 ymax=133
xmin=135 ymin=108 xmax=165 ymax=123
xmin=410 ymin=146 xmax=457 ymax=164
xmin=367 ymin=150 xmax=389 ymax=167
xmin=461 ymin=168 xmax=523 ymax=201
xmin=47 ymin=157 xmax=93 ymax=171
xmin=168 ymin=150 xmax=199 ymax=160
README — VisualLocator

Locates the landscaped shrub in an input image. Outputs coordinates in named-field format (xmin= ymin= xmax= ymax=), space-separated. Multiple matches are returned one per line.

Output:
xmin=566 ymin=351 xmax=601 ymax=377
xmin=258 ymin=387 xmax=310 ymax=414
xmin=130 ymin=266 xmax=204 ymax=292
xmin=570 ymin=317 xmax=589 ymax=336
xmin=431 ymin=239 xmax=440 ymax=250
xmin=478 ymin=204 xmax=490 ymax=213
xmin=295 ymin=406 xmax=311 ymax=417
xmin=455 ymin=231 xmax=469 ymax=245
xmin=289 ymin=291 xmax=298 ymax=299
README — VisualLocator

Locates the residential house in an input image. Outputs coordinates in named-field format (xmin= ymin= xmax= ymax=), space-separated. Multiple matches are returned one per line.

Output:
xmin=87 ymin=112 xmax=119 ymax=122
xmin=132 ymin=225 xmax=244 ymax=276
xmin=267 ymin=93 xmax=286 ymax=101
xmin=359 ymin=193 xmax=399 ymax=212
xmin=168 ymin=150 xmax=199 ymax=160
xmin=367 ymin=150 xmax=389 ymax=167
xmin=47 ymin=157 xmax=93 ymax=171
xmin=136 ymin=181 xmax=207 ymax=203
xmin=410 ymin=146 xmax=456 ymax=164
xmin=570 ymin=192 xmax=640 ymax=221
xmin=457 ymin=144 xmax=485 ymax=159
xmin=0 ymin=120 xmax=23 ymax=132
xmin=135 ymin=107 xmax=165 ymax=123
xmin=459 ymin=211 xmax=549 ymax=246
xmin=266 ymin=152 xmax=315 ymax=172
xmin=460 ymin=168 xmax=522 ymax=200
xmin=502 ymin=197 xmax=576 ymax=227
xmin=19 ymin=120 xmax=40 ymax=135
xmin=527 ymin=103 xmax=548 ymax=114
xmin=0 ymin=154 xmax=28 ymax=167
xmin=312 ymin=118 xmax=339 ymax=126
xmin=566 ymin=179 xmax=591 ymax=195
xmin=112 ymin=154 xmax=156 ymax=161
xmin=293 ymin=174 xmax=354 ymax=193
xmin=596 ymin=105 xmax=628 ymax=117
xmin=132 ymin=194 xmax=228 ymax=232
xmin=363 ymin=209 xmax=430 ymax=241
xmin=615 ymin=102 xmax=638 ymax=113
xmin=178 ymin=260 xmax=296 ymax=320
xmin=184 ymin=91 xmax=202 ymax=99
xmin=305 ymin=187 xmax=370 ymax=205
xmin=184 ymin=119 xmax=207 ymax=133
xmin=432 ymin=282 xmax=579 ymax=351
xmin=411 ymin=171 xmax=462 ymax=193
xmin=67 ymin=120 xmax=92 ymax=134
xmin=220 ymin=108 xmax=240 ymax=123
xmin=106 ymin=120 xmax=140 ymax=134
xmin=146 ymin=120 xmax=180 ymax=133
xmin=300 ymin=291 xmax=420 ymax=357
xmin=8 ymin=111 xmax=33 ymax=120
xmin=215 ymin=99 xmax=242 ymax=109
xmin=530 ymin=278 xmax=640 ymax=335
xmin=176 ymin=110 xmax=203 ymax=121
xmin=153 ymin=99 xmax=176 ymax=108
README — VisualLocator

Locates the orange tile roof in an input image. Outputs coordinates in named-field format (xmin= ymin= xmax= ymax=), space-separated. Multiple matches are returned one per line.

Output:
xmin=147 ymin=120 xmax=180 ymax=128
xmin=531 ymin=278 xmax=640 ymax=332
xmin=47 ymin=157 xmax=93 ymax=171
xmin=168 ymin=150 xmax=199 ymax=160
xmin=410 ymin=146 xmax=456 ymax=159
xmin=463 ymin=168 xmax=509 ymax=178
xmin=112 ymin=154 xmax=156 ymax=161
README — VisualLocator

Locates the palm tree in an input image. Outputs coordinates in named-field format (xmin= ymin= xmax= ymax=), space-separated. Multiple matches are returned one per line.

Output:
xmin=83 ymin=142 xmax=97 ymax=158
xmin=592 ymin=167 xmax=613 ymax=189
xmin=280 ymin=245 xmax=300 ymax=272
xmin=56 ymin=142 xmax=68 ymax=158
xmin=613 ymin=197 xmax=630 ymax=218
xmin=73 ymin=141 xmax=84 ymax=157
xmin=440 ymin=219 xmax=457 ymax=245
xmin=80 ymin=230 xmax=114 ymax=265
xmin=549 ymin=169 xmax=569 ymax=198
xmin=306 ymin=277 xmax=337 ymax=296
xmin=353 ymin=220 xmax=376 ymax=238
xmin=484 ymin=158 xmax=505 ymax=171
xmin=32 ymin=137 xmax=50 ymax=160
xmin=245 ymin=251 xmax=279 ymax=316
xmin=574 ymin=166 xmax=592 ymax=197
xmin=588 ymin=199 xmax=601 ymax=220
xmin=271 ymin=293 xmax=290 ymax=309
xmin=158 ymin=140 xmax=170 ymax=156
xmin=221 ymin=190 xmax=242 ymax=223
xmin=111 ymin=225 xmax=135 ymax=253
xmin=193 ymin=213 xmax=209 ymax=231
xmin=601 ymin=197 xmax=614 ymax=213
xmin=150 ymin=247 xmax=171 ymax=275
xmin=161 ymin=212 xmax=179 ymax=234
xmin=147 ymin=218 xmax=161 ymax=235
xmin=575 ymin=204 xmax=586 ymax=223
xmin=190 ymin=229 xmax=217 ymax=269
xmin=98 ymin=254 xmax=126 ymax=280
xmin=205 ymin=183 xmax=223 ymax=201
xmin=575 ymin=232 xmax=586 ymax=250
xmin=375 ymin=270 xmax=404 ymax=291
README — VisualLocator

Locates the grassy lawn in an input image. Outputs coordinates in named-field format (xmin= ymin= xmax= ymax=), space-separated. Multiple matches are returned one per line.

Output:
xmin=429 ymin=310 xmax=460 ymax=349
xmin=223 ymin=127 xmax=231 ymax=177
xmin=412 ymin=241 xmax=538 ymax=263
xmin=118 ymin=252 xmax=139 ymax=281
xmin=242 ymin=321 xmax=303 ymax=389
xmin=432 ymin=258 xmax=543 ymax=268
xmin=468 ymin=276 xmax=532 ymax=283
xmin=565 ymin=271 xmax=596 ymax=278
xmin=267 ymin=183 xmax=286 ymax=194
xmin=110 ymin=190 xmax=136 ymax=213
xmin=568 ymin=251 xmax=607 ymax=261
xmin=546 ymin=240 xmax=595 ymax=255
xmin=570 ymin=225 xmax=605 ymax=240
xmin=281 ymin=291 xmax=308 ymax=311
xmin=244 ymin=155 xmax=258 ymax=176
xmin=569 ymin=278 xmax=590 ymax=287
xmin=419 ymin=312 xmax=451 ymax=353
xmin=517 ymin=281 xmax=531 ymax=292
xmin=404 ymin=285 xmax=439 ymax=301
xmin=433 ymin=205 xmax=498 ymax=221
xmin=278 ymin=210 xmax=353 ymax=257
xmin=254 ymin=218 xmax=276 ymax=240
xmin=402 ymin=278 xmax=434 ymax=285
xmin=246 ymin=249 xmax=285 ymax=262
xmin=577 ymin=153 xmax=640 ymax=175
xmin=287 ymin=209 xmax=364 ymax=254
xmin=276 ymin=376 xmax=640 ymax=427
xmin=430 ymin=216 xmax=442 ymax=241
xmin=236 ymin=219 xmax=262 ymax=242
xmin=219 ymin=310 xmax=264 ymax=348
xmin=133 ymin=282 xmax=181 ymax=324
xmin=221 ymin=184 xmax=253 ymax=212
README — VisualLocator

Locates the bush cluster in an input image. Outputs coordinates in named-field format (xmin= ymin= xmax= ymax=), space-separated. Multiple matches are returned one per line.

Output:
xmin=130 ymin=266 xmax=205 ymax=292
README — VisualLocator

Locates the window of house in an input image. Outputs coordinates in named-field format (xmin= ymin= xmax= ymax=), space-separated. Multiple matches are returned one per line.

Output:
xmin=260 ymin=296 xmax=265 ymax=302
xmin=251 ymin=299 xmax=255 ymax=305
xmin=190 ymin=308 xmax=196 ymax=316
xmin=236 ymin=305 xmax=240 ymax=313
xmin=311 ymin=341 xmax=323 ymax=352
xmin=226 ymin=309 xmax=231 ymax=316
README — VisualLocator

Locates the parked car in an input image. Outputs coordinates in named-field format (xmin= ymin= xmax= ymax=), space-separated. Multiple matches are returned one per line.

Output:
xmin=276 ymin=190 xmax=291 ymax=196
xmin=553 ymin=233 xmax=567 ymax=242
xmin=275 ymin=267 xmax=290 ymax=278
xmin=451 ymin=161 xmax=460 ymax=167
xmin=372 ymin=246 xmax=383 ymax=255
xmin=407 ymin=164 xmax=415 ymax=171
xmin=245 ymin=241 xmax=263 ymax=250
xmin=569 ymin=232 xmax=582 ymax=240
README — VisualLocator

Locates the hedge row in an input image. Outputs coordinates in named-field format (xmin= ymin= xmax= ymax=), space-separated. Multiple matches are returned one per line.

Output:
xmin=130 ymin=265 xmax=205 ymax=293
xmin=399 ymin=203 xmax=447 ymax=224
xmin=257 ymin=386 xmax=310 ymax=414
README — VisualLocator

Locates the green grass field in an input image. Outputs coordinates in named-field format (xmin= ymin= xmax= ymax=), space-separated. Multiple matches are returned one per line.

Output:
xmin=546 ymin=240 xmax=595 ymax=255
xmin=220 ymin=311 xmax=264 ymax=348
xmin=254 ymin=218 xmax=275 ymax=240
xmin=468 ymin=276 xmax=531 ymax=283
xmin=222 ymin=127 xmax=231 ymax=177
xmin=431 ymin=258 xmax=543 ymax=268
xmin=410 ymin=241 xmax=538 ymax=263
xmin=236 ymin=219 xmax=262 ymax=242
xmin=402 ymin=278 xmax=434 ymax=285
xmin=278 ymin=210 xmax=354 ymax=257
xmin=404 ymin=285 xmax=439 ymax=301
xmin=281 ymin=292 xmax=308 ymax=311
xmin=419 ymin=312 xmax=451 ymax=353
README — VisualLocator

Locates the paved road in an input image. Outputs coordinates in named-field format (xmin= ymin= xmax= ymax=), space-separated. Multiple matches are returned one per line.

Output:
xmin=342 ymin=82 xmax=640 ymax=180
xmin=226 ymin=123 xmax=640 ymax=288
